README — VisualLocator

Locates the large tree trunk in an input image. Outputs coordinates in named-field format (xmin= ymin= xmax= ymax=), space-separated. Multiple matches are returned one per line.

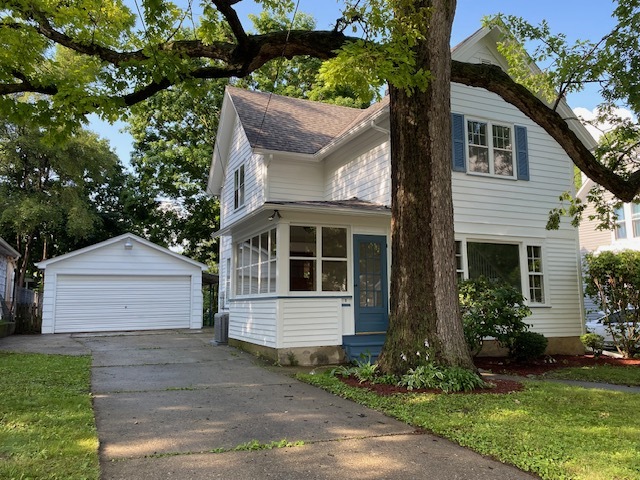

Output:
xmin=377 ymin=0 xmax=475 ymax=374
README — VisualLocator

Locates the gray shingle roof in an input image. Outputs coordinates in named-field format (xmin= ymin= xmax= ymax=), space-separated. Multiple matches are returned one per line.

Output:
xmin=226 ymin=86 xmax=387 ymax=154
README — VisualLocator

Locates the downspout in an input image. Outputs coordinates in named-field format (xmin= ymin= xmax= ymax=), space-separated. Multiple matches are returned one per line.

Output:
xmin=370 ymin=121 xmax=390 ymax=136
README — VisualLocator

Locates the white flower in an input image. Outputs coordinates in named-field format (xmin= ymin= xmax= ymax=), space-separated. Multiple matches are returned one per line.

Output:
xmin=424 ymin=339 xmax=430 ymax=348
xmin=416 ymin=351 xmax=421 ymax=356
xmin=401 ymin=353 xmax=407 ymax=361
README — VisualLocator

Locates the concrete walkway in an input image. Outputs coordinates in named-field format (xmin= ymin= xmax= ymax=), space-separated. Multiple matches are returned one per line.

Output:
xmin=1 ymin=330 xmax=536 ymax=479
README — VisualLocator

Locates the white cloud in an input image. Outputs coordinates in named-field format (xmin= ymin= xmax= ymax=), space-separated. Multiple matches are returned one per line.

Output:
xmin=573 ymin=106 xmax=635 ymax=141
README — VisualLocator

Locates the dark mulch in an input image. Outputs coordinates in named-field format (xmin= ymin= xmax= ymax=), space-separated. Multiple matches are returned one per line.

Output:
xmin=475 ymin=354 xmax=640 ymax=377
xmin=338 ymin=354 xmax=639 ymax=396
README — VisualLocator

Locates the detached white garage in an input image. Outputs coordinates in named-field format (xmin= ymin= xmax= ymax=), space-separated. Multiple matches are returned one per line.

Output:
xmin=37 ymin=233 xmax=208 ymax=334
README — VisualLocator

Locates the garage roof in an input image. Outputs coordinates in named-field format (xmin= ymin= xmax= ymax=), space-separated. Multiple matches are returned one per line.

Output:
xmin=36 ymin=233 xmax=208 ymax=271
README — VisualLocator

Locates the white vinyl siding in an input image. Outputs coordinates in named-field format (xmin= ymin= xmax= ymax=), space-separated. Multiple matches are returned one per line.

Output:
xmin=53 ymin=275 xmax=191 ymax=333
xmin=221 ymin=121 xmax=262 ymax=228
xmin=324 ymin=133 xmax=390 ymax=205
xmin=281 ymin=299 xmax=341 ymax=347
xmin=229 ymin=299 xmax=277 ymax=347
xmin=267 ymin=160 xmax=324 ymax=201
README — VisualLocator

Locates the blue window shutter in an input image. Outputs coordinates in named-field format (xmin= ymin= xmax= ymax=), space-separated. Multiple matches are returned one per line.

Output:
xmin=515 ymin=125 xmax=529 ymax=181
xmin=451 ymin=113 xmax=466 ymax=172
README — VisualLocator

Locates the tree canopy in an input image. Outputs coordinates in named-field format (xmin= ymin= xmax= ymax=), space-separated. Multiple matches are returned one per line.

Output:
xmin=2 ymin=0 xmax=640 ymax=373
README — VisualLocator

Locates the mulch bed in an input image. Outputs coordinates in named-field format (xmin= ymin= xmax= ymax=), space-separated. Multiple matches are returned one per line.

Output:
xmin=475 ymin=354 xmax=640 ymax=377
xmin=338 ymin=355 xmax=640 ymax=396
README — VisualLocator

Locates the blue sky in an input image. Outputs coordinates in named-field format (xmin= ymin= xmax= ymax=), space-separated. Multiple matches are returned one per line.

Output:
xmin=89 ymin=0 xmax=620 ymax=163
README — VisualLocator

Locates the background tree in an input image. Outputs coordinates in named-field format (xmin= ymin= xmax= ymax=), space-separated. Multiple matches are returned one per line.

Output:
xmin=127 ymin=78 xmax=224 ymax=266
xmin=0 ymin=118 xmax=147 ymax=285
xmin=2 ymin=0 xmax=640 ymax=374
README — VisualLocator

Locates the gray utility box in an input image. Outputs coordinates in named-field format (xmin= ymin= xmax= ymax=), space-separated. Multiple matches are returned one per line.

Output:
xmin=213 ymin=312 xmax=229 ymax=345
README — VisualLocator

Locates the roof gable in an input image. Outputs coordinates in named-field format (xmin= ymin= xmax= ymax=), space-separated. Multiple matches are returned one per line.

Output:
xmin=36 ymin=233 xmax=208 ymax=270
xmin=0 ymin=237 xmax=19 ymax=259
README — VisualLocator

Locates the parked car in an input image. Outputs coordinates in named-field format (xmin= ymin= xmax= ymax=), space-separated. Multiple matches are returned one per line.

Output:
xmin=585 ymin=309 xmax=639 ymax=347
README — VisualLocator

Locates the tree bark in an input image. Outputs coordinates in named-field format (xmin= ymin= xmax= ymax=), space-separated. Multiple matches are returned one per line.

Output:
xmin=377 ymin=0 xmax=475 ymax=374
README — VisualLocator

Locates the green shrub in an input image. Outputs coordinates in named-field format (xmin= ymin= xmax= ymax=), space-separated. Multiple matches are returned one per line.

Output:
xmin=509 ymin=331 xmax=548 ymax=361
xmin=584 ymin=250 xmax=640 ymax=358
xmin=459 ymin=277 xmax=532 ymax=356
xmin=398 ymin=363 xmax=489 ymax=392
xmin=580 ymin=332 xmax=605 ymax=356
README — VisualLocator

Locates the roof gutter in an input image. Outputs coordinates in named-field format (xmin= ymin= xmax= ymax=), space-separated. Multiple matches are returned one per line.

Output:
xmin=314 ymin=104 xmax=389 ymax=159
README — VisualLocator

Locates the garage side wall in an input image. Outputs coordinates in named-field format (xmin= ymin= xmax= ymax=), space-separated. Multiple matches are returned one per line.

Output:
xmin=41 ymin=239 xmax=203 ymax=334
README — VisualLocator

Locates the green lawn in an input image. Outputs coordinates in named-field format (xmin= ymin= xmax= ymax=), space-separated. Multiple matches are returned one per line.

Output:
xmin=0 ymin=352 xmax=99 ymax=480
xmin=544 ymin=365 xmax=640 ymax=386
xmin=301 ymin=373 xmax=640 ymax=480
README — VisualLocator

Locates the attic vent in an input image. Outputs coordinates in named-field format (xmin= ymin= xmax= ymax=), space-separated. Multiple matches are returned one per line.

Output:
xmin=480 ymin=59 xmax=492 ymax=65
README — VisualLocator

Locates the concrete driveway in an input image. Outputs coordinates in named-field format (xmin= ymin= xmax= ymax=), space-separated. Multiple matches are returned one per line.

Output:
xmin=1 ymin=331 xmax=536 ymax=479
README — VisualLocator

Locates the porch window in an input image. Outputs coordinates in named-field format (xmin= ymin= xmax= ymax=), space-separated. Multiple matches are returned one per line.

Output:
xmin=235 ymin=227 xmax=276 ymax=296
xmin=290 ymin=226 xmax=347 ymax=292
xmin=234 ymin=165 xmax=245 ymax=210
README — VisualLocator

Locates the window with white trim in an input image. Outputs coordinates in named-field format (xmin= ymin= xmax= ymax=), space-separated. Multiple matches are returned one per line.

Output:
xmin=457 ymin=239 xmax=546 ymax=305
xmin=234 ymin=165 xmax=245 ymax=209
xmin=614 ymin=205 xmax=627 ymax=239
xmin=632 ymin=203 xmax=640 ymax=237
xmin=235 ymin=228 xmax=276 ymax=296
xmin=527 ymin=246 xmax=545 ymax=304
xmin=223 ymin=258 xmax=231 ymax=307
xmin=467 ymin=120 xmax=514 ymax=177
xmin=289 ymin=226 xmax=348 ymax=292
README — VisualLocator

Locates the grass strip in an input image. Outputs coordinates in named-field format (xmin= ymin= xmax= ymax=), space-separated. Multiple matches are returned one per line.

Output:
xmin=0 ymin=352 xmax=99 ymax=480
xmin=299 ymin=372 xmax=640 ymax=480
xmin=544 ymin=365 xmax=640 ymax=386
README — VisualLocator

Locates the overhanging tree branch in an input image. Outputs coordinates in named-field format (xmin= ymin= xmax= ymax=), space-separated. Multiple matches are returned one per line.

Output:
xmin=451 ymin=60 xmax=640 ymax=202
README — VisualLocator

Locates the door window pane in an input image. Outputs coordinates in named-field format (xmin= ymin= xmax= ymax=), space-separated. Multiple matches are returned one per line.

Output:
xmin=359 ymin=242 xmax=383 ymax=307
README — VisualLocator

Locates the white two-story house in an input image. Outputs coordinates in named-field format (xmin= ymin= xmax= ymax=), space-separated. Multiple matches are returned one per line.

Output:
xmin=207 ymin=27 xmax=594 ymax=365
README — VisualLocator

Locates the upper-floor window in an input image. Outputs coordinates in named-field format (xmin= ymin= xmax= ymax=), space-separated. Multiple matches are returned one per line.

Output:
xmin=467 ymin=120 xmax=514 ymax=177
xmin=451 ymin=113 xmax=529 ymax=181
xmin=234 ymin=165 xmax=245 ymax=210
xmin=289 ymin=226 xmax=348 ymax=292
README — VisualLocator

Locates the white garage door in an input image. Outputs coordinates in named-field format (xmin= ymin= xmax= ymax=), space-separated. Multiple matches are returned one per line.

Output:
xmin=54 ymin=275 xmax=192 ymax=333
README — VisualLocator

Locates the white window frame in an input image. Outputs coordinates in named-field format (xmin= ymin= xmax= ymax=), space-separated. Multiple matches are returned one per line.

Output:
xmin=234 ymin=227 xmax=276 ymax=297
xmin=466 ymin=118 xmax=516 ymax=179
xmin=234 ymin=164 xmax=245 ymax=210
xmin=455 ymin=237 xmax=549 ymax=306
xmin=223 ymin=258 xmax=231 ymax=308
xmin=289 ymin=224 xmax=350 ymax=294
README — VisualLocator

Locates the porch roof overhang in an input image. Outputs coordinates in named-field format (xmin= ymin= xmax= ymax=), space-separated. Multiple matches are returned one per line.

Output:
xmin=212 ymin=198 xmax=391 ymax=238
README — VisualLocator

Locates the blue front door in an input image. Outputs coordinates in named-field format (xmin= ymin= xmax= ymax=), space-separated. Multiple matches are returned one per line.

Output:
xmin=353 ymin=235 xmax=389 ymax=333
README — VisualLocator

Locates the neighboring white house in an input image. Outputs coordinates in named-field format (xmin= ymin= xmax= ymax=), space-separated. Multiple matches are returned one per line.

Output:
xmin=37 ymin=233 xmax=207 ymax=334
xmin=577 ymin=177 xmax=640 ymax=321
xmin=0 ymin=237 xmax=19 ymax=320
xmin=207 ymin=27 xmax=595 ymax=365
